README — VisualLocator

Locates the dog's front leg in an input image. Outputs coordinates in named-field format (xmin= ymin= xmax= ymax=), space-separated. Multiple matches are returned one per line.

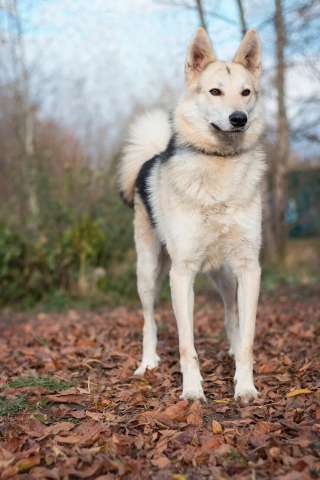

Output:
xmin=170 ymin=266 xmax=205 ymax=400
xmin=234 ymin=264 xmax=260 ymax=403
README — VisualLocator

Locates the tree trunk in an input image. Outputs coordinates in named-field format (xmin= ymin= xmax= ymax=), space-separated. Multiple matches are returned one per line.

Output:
xmin=3 ymin=0 xmax=39 ymax=229
xmin=273 ymin=0 xmax=290 ymax=260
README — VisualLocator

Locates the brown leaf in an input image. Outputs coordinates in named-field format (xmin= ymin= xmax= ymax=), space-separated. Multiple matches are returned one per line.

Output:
xmin=86 ymin=411 xmax=104 ymax=421
xmin=29 ymin=466 xmax=60 ymax=479
xmin=162 ymin=400 xmax=189 ymax=422
xmin=186 ymin=401 xmax=203 ymax=426
xmin=47 ymin=393 xmax=88 ymax=405
xmin=151 ymin=456 xmax=171 ymax=469
xmin=17 ymin=454 xmax=40 ymax=473
xmin=211 ymin=420 xmax=223 ymax=434
xmin=55 ymin=423 xmax=106 ymax=446
xmin=48 ymin=421 xmax=75 ymax=435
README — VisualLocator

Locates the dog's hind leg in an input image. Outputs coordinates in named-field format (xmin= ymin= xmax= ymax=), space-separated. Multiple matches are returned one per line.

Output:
xmin=209 ymin=266 xmax=239 ymax=357
xmin=233 ymin=262 xmax=260 ymax=403
xmin=134 ymin=200 xmax=162 ymax=375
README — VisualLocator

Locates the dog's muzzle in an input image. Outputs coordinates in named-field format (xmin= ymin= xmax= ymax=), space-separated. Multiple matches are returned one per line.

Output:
xmin=229 ymin=111 xmax=247 ymax=128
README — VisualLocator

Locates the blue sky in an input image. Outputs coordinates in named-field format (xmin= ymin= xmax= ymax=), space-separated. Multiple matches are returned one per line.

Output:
xmin=3 ymin=0 xmax=319 ymax=159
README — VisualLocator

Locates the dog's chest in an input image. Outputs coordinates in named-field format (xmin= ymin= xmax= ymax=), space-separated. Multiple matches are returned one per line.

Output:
xmin=166 ymin=153 xmax=253 ymax=210
xmin=196 ymin=206 xmax=242 ymax=270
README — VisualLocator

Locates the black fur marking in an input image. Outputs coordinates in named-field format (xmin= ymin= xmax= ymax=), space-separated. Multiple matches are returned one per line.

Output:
xmin=136 ymin=155 xmax=158 ymax=226
xmin=159 ymin=135 xmax=176 ymax=163
xmin=135 ymin=135 xmax=176 ymax=226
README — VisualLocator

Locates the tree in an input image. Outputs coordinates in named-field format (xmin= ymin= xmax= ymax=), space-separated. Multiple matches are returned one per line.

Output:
xmin=272 ymin=0 xmax=290 ymax=259
xmin=0 ymin=0 xmax=39 ymax=230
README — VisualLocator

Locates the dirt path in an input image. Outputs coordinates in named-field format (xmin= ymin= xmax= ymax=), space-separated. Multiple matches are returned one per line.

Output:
xmin=0 ymin=290 xmax=319 ymax=479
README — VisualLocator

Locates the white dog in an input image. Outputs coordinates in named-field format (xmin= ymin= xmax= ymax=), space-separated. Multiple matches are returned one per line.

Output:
xmin=119 ymin=28 xmax=266 ymax=403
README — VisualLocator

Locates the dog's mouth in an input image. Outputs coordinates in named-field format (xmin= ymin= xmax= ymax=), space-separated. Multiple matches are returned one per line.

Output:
xmin=210 ymin=122 xmax=247 ymax=134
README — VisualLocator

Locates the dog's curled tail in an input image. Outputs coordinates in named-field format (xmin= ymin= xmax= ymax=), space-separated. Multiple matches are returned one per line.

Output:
xmin=118 ymin=109 xmax=171 ymax=206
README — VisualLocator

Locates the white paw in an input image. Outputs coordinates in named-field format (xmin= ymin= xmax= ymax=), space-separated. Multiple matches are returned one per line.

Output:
xmin=134 ymin=354 xmax=160 ymax=375
xmin=180 ymin=366 xmax=205 ymax=401
xmin=234 ymin=383 xmax=259 ymax=404
xmin=180 ymin=386 xmax=206 ymax=401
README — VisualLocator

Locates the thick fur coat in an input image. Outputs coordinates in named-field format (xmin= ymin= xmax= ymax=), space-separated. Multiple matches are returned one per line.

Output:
xmin=119 ymin=28 xmax=266 ymax=402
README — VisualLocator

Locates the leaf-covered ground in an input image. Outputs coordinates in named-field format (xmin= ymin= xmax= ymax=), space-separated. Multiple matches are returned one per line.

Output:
xmin=0 ymin=288 xmax=319 ymax=479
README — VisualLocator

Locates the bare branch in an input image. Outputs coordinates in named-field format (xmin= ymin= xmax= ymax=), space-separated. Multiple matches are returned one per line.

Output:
xmin=195 ymin=0 xmax=207 ymax=30
xmin=235 ymin=0 xmax=247 ymax=36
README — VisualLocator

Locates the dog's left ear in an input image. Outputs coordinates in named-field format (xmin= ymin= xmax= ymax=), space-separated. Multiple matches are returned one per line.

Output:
xmin=233 ymin=29 xmax=261 ymax=79
xmin=185 ymin=28 xmax=217 ymax=85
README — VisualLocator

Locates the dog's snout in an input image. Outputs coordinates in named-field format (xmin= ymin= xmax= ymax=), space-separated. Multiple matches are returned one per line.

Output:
xmin=229 ymin=111 xmax=247 ymax=128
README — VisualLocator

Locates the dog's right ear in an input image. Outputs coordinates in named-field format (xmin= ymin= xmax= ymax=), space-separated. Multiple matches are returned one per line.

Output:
xmin=185 ymin=28 xmax=216 ymax=85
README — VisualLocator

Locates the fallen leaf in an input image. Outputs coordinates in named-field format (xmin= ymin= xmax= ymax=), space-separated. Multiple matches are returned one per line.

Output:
xmin=212 ymin=420 xmax=223 ymax=434
xmin=287 ymin=388 xmax=312 ymax=398
xmin=186 ymin=401 xmax=203 ymax=426
xmin=163 ymin=400 xmax=189 ymax=422
xmin=47 ymin=393 xmax=88 ymax=405
xmin=17 ymin=454 xmax=40 ymax=473
xmin=152 ymin=456 xmax=171 ymax=469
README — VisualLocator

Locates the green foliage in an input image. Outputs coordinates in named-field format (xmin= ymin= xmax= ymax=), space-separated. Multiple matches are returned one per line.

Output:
xmin=0 ymin=170 xmax=137 ymax=308
xmin=7 ymin=376 xmax=74 ymax=392
xmin=262 ymin=265 xmax=319 ymax=291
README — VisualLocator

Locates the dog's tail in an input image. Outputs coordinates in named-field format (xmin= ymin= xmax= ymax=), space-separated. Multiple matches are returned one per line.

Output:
xmin=118 ymin=109 xmax=171 ymax=206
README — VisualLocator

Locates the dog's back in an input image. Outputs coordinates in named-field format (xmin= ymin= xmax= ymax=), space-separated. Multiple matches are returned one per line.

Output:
xmin=118 ymin=109 xmax=171 ymax=206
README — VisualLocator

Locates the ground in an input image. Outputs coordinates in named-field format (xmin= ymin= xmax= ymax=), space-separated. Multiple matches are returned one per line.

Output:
xmin=0 ymin=288 xmax=319 ymax=479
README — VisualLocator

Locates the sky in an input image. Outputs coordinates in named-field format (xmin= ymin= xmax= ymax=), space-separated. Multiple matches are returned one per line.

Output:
xmin=2 ymin=0 xmax=319 ymax=160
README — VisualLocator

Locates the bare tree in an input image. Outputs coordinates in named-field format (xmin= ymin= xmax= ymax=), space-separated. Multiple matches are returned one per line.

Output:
xmin=273 ymin=0 xmax=290 ymax=259
xmin=0 ymin=0 xmax=39 ymax=229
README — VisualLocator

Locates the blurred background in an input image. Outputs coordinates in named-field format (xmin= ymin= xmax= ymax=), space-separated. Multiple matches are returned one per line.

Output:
xmin=0 ymin=0 xmax=319 ymax=310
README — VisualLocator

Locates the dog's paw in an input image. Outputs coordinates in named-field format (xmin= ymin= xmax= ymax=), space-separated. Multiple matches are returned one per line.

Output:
xmin=180 ymin=365 xmax=205 ymax=400
xmin=180 ymin=387 xmax=206 ymax=402
xmin=134 ymin=354 xmax=160 ymax=376
xmin=234 ymin=384 xmax=259 ymax=404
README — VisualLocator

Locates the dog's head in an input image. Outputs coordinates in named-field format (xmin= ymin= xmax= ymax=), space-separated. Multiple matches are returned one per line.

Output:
xmin=176 ymin=28 xmax=263 ymax=152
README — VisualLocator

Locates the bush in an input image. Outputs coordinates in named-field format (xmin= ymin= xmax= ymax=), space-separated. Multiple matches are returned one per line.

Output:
xmin=0 ymin=185 xmax=137 ymax=308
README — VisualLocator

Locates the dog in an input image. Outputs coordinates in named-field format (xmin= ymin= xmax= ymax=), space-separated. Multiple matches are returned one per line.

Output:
xmin=119 ymin=27 xmax=266 ymax=403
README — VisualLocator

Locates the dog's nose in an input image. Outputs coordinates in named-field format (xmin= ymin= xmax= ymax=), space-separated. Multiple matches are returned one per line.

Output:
xmin=229 ymin=111 xmax=247 ymax=128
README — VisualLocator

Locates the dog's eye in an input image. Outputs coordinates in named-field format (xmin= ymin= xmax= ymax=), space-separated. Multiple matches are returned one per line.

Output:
xmin=241 ymin=89 xmax=251 ymax=96
xmin=209 ymin=88 xmax=222 ymax=96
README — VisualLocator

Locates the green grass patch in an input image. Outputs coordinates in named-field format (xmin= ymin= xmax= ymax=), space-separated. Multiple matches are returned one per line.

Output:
xmin=227 ymin=448 xmax=248 ymax=465
xmin=0 ymin=395 xmax=29 ymax=416
xmin=261 ymin=266 xmax=320 ymax=291
xmin=7 ymin=376 xmax=74 ymax=392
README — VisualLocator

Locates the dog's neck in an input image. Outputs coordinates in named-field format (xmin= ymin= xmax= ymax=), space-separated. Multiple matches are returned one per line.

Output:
xmin=175 ymin=133 xmax=245 ymax=157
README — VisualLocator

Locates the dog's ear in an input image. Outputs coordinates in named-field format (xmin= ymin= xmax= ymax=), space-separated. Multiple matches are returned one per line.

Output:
xmin=185 ymin=28 xmax=216 ymax=84
xmin=233 ymin=29 xmax=261 ymax=78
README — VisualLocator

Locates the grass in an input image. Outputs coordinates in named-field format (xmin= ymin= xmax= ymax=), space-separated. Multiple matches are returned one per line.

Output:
xmin=261 ymin=266 xmax=320 ymax=292
xmin=0 ymin=376 xmax=76 ymax=417
xmin=7 ymin=375 xmax=74 ymax=392
xmin=0 ymin=395 xmax=29 ymax=416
